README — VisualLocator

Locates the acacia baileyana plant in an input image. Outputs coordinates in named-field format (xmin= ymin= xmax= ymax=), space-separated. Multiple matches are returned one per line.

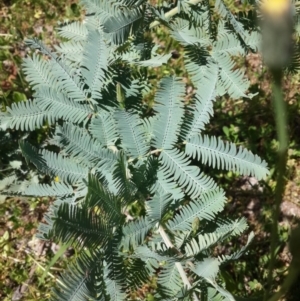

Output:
xmin=0 ymin=0 xmax=270 ymax=300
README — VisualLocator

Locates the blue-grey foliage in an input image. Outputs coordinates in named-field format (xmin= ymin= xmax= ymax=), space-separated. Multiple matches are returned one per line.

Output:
xmin=0 ymin=0 xmax=269 ymax=300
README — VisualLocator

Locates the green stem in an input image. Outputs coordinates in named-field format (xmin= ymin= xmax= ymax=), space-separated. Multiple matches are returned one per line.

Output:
xmin=267 ymin=261 xmax=300 ymax=301
xmin=264 ymin=69 xmax=289 ymax=301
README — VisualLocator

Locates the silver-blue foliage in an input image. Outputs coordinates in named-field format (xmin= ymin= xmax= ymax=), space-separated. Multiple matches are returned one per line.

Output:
xmin=0 ymin=0 xmax=270 ymax=300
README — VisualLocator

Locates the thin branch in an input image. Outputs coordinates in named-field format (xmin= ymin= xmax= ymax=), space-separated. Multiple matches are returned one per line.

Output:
xmin=24 ymin=250 xmax=67 ymax=288
xmin=0 ymin=33 xmax=13 ymax=37
xmin=159 ymin=225 xmax=200 ymax=301
xmin=149 ymin=0 xmax=203 ymax=29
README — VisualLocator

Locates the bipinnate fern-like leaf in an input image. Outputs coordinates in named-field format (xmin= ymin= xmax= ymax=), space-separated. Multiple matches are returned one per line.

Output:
xmin=22 ymin=54 xmax=55 ymax=87
xmin=105 ymin=231 xmax=126 ymax=280
xmin=190 ymin=260 xmax=237 ymax=300
xmin=50 ymin=124 xmax=119 ymax=186
xmin=218 ymin=231 xmax=255 ymax=264
xmin=151 ymin=168 xmax=185 ymax=201
xmin=193 ymin=257 xmax=220 ymax=279
xmin=57 ymin=20 xmax=88 ymax=42
xmin=215 ymin=217 xmax=248 ymax=238
xmin=181 ymin=60 xmax=219 ymax=140
xmin=170 ymin=18 xmax=211 ymax=47
xmin=55 ymin=40 xmax=84 ymax=64
xmin=146 ymin=192 xmax=173 ymax=223
xmin=19 ymin=140 xmax=47 ymax=171
xmin=215 ymin=53 xmax=250 ymax=99
xmin=152 ymin=76 xmax=185 ymax=150
xmin=157 ymin=261 xmax=183 ymax=297
xmin=185 ymin=232 xmax=223 ymax=257
xmin=35 ymin=88 xmax=91 ymax=125
xmin=51 ymin=123 xmax=119 ymax=173
xmin=81 ymin=0 xmax=144 ymax=45
xmin=207 ymin=287 xmax=230 ymax=301
xmin=212 ymin=30 xmax=245 ymax=57
xmin=51 ymin=251 xmax=97 ymax=301
xmin=81 ymin=29 xmax=109 ymax=102
xmin=23 ymin=182 xmax=73 ymax=198
xmin=0 ymin=180 xmax=74 ymax=199
xmin=50 ymin=123 xmax=101 ymax=167
xmin=0 ymin=100 xmax=46 ymax=131
xmin=104 ymin=231 xmax=150 ymax=298
xmin=22 ymin=53 xmax=57 ymax=88
xmin=169 ymin=12 xmax=253 ymax=101
xmin=159 ymin=148 xmax=217 ymax=199
xmin=115 ymin=109 xmax=150 ymax=158
xmin=125 ymin=257 xmax=151 ymax=289
xmin=109 ymin=154 xmax=137 ymax=201
xmin=131 ymin=156 xmax=159 ymax=196
xmin=89 ymin=109 xmax=118 ymax=147
xmin=214 ymin=0 xmax=246 ymax=41
xmin=134 ymin=245 xmax=171 ymax=264
xmin=0 ymin=0 xmax=272 ymax=300
xmin=51 ymin=249 xmax=110 ymax=301
xmin=167 ymin=189 xmax=226 ymax=232
xmin=25 ymin=38 xmax=88 ymax=102
xmin=185 ymin=134 xmax=269 ymax=180
xmin=103 ymin=6 xmax=144 ymax=45
xmin=104 ymin=276 xmax=126 ymax=301
xmin=86 ymin=174 xmax=123 ymax=225
xmin=20 ymin=140 xmax=87 ymax=185
xmin=0 ymin=175 xmax=18 ymax=196
xmin=184 ymin=217 xmax=248 ymax=257
xmin=121 ymin=216 xmax=153 ymax=250
xmin=132 ymin=53 xmax=172 ymax=67
xmin=39 ymin=149 xmax=88 ymax=184
xmin=50 ymin=202 xmax=112 ymax=249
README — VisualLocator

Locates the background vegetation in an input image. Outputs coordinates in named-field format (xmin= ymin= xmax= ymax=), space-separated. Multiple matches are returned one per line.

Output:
xmin=0 ymin=0 xmax=300 ymax=300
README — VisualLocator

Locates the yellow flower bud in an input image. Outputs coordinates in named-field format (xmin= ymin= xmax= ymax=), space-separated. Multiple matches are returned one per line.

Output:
xmin=260 ymin=0 xmax=294 ymax=69
xmin=260 ymin=0 xmax=292 ymax=17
